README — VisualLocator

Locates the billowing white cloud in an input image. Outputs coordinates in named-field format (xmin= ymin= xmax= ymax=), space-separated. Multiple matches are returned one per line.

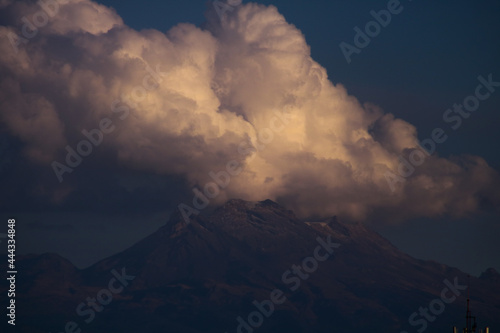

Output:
xmin=0 ymin=0 xmax=498 ymax=222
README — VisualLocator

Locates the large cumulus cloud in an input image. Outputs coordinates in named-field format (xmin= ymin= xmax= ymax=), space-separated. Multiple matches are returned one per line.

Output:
xmin=0 ymin=0 xmax=498 ymax=222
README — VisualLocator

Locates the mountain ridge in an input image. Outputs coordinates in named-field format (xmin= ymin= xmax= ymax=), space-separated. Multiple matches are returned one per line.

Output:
xmin=4 ymin=199 xmax=499 ymax=333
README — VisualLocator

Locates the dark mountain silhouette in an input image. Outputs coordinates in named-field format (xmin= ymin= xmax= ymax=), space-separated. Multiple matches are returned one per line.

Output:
xmin=3 ymin=199 xmax=499 ymax=332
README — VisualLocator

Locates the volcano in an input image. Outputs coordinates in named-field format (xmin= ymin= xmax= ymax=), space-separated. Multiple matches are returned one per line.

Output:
xmin=4 ymin=199 xmax=500 ymax=332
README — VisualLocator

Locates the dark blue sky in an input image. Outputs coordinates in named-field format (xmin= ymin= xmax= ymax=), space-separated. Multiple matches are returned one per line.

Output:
xmin=2 ymin=0 xmax=499 ymax=275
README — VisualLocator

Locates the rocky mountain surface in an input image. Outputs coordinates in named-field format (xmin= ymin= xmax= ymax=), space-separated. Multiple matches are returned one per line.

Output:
xmin=2 ymin=199 xmax=499 ymax=332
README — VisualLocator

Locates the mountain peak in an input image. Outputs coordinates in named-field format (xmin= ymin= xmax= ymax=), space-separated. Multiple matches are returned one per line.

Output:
xmin=11 ymin=199 xmax=500 ymax=332
xmin=206 ymin=199 xmax=298 ymax=227
xmin=219 ymin=198 xmax=292 ymax=213
xmin=166 ymin=199 xmax=294 ymax=232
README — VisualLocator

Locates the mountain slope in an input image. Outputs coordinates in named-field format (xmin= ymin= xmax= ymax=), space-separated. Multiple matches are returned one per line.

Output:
xmin=4 ymin=199 xmax=499 ymax=333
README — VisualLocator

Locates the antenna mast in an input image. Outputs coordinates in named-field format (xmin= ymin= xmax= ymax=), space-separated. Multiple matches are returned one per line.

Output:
xmin=465 ymin=275 xmax=477 ymax=333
